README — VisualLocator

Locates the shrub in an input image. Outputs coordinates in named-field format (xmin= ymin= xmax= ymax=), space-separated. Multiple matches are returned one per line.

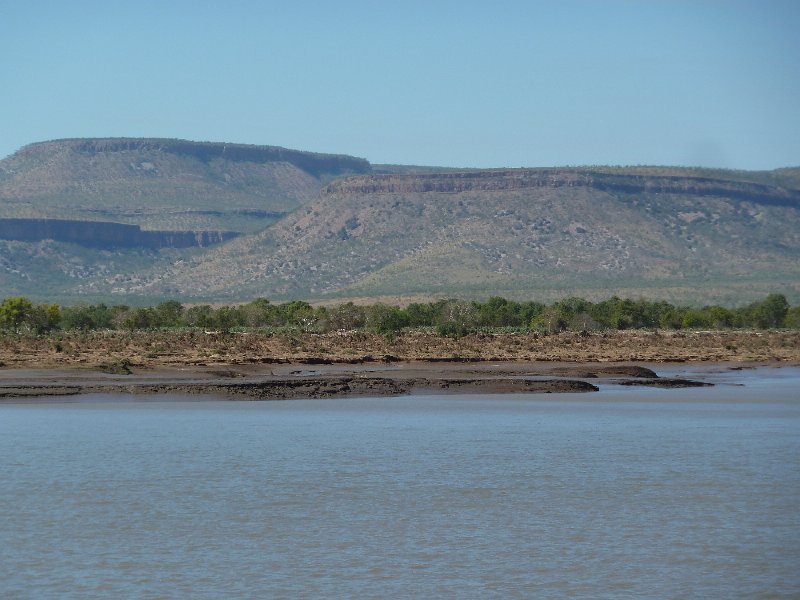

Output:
xmin=436 ymin=322 xmax=470 ymax=338
xmin=0 ymin=297 xmax=34 ymax=333
xmin=60 ymin=303 xmax=114 ymax=330
xmin=366 ymin=303 xmax=408 ymax=335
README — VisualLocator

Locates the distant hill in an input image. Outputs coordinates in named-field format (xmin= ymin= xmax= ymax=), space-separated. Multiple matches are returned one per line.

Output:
xmin=0 ymin=138 xmax=798 ymax=305
xmin=0 ymin=138 xmax=369 ymax=232
xmin=125 ymin=168 xmax=800 ymax=305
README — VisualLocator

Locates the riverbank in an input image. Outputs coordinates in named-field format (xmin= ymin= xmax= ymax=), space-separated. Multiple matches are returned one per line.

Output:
xmin=3 ymin=358 xmax=775 ymax=401
xmin=1 ymin=330 xmax=797 ymax=400
xmin=1 ymin=330 xmax=799 ymax=369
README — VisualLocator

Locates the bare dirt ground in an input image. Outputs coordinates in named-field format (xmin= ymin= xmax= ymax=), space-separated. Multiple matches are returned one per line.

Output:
xmin=1 ymin=330 xmax=798 ymax=369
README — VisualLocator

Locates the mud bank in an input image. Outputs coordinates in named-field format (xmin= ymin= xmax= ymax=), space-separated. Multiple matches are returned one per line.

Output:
xmin=0 ymin=361 xmax=728 ymax=401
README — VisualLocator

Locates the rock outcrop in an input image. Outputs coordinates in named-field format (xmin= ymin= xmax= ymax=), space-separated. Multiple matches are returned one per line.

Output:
xmin=326 ymin=169 xmax=800 ymax=207
xmin=0 ymin=218 xmax=238 ymax=249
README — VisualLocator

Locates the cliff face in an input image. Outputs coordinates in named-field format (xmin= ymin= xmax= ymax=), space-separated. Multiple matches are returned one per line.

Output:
xmin=0 ymin=218 xmax=238 ymax=249
xmin=326 ymin=170 xmax=800 ymax=208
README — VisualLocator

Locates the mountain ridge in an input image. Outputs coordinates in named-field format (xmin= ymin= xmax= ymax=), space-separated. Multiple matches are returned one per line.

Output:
xmin=1 ymin=138 xmax=799 ymax=304
xmin=325 ymin=169 xmax=800 ymax=207
xmin=122 ymin=166 xmax=800 ymax=304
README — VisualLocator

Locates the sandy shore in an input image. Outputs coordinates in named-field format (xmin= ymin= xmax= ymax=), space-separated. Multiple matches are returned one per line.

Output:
xmin=1 ymin=330 xmax=797 ymax=400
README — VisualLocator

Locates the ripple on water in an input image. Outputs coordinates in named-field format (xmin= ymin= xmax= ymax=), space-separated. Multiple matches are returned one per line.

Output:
xmin=1 ymin=376 xmax=799 ymax=598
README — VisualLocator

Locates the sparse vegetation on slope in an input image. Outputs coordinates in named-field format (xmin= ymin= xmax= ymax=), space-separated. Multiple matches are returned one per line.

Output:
xmin=129 ymin=168 xmax=800 ymax=303
xmin=1 ymin=138 xmax=798 ymax=304
xmin=0 ymin=138 xmax=369 ymax=232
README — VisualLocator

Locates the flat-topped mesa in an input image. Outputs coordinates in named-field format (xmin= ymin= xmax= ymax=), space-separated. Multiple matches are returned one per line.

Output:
xmin=14 ymin=138 xmax=372 ymax=178
xmin=325 ymin=169 xmax=800 ymax=207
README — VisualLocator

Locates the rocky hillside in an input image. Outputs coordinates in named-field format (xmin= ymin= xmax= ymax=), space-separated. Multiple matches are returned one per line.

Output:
xmin=0 ymin=138 xmax=370 ymax=301
xmin=123 ymin=168 xmax=800 ymax=305
xmin=1 ymin=138 xmax=798 ymax=304
xmin=0 ymin=138 xmax=369 ymax=232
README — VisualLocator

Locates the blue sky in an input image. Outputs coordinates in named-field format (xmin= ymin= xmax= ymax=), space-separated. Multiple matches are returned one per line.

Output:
xmin=1 ymin=0 xmax=798 ymax=169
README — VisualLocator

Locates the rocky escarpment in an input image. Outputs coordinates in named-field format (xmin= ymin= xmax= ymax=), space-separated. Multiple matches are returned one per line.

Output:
xmin=326 ymin=169 xmax=800 ymax=207
xmin=14 ymin=138 xmax=372 ymax=178
xmin=2 ymin=137 xmax=799 ymax=302
xmin=0 ymin=218 xmax=238 ymax=249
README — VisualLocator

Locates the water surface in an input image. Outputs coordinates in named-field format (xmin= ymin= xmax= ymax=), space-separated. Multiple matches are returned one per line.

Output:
xmin=1 ymin=369 xmax=799 ymax=598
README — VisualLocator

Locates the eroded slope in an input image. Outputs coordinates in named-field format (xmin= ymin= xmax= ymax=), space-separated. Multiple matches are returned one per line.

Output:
xmin=122 ymin=169 xmax=800 ymax=303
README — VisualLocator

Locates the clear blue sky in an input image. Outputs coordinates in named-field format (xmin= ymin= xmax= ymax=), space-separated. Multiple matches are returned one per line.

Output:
xmin=2 ymin=0 xmax=798 ymax=169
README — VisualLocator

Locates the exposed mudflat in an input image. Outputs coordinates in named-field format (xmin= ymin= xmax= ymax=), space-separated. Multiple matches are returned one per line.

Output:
xmin=0 ymin=361 xmax=601 ymax=400
xmin=2 ymin=329 xmax=797 ymax=400
xmin=0 ymin=359 xmax=734 ymax=401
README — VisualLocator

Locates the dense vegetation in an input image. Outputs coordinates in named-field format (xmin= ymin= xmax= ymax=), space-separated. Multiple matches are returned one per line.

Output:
xmin=1 ymin=294 xmax=797 ymax=336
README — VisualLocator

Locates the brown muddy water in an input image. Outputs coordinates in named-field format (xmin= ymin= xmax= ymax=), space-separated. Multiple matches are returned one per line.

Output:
xmin=1 ymin=367 xmax=798 ymax=598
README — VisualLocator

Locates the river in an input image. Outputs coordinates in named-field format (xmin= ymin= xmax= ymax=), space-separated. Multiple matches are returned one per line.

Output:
xmin=1 ymin=367 xmax=799 ymax=598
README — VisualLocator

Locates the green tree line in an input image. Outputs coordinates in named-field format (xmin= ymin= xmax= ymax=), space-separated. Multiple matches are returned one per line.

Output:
xmin=1 ymin=293 xmax=798 ymax=336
